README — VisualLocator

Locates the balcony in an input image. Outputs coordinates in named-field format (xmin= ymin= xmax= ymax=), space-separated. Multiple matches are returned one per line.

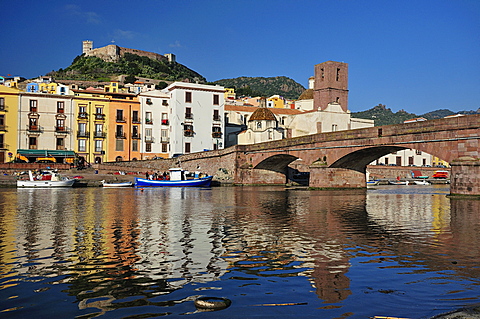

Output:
xmin=144 ymin=136 xmax=154 ymax=143
xmin=213 ymin=115 xmax=221 ymax=121
xmin=115 ymin=132 xmax=126 ymax=139
xmin=0 ymin=125 xmax=6 ymax=131
xmin=161 ymin=119 xmax=169 ymax=125
xmin=94 ymin=131 xmax=106 ymax=138
xmin=116 ymin=116 xmax=126 ymax=123
xmin=184 ymin=129 xmax=194 ymax=137
xmin=145 ymin=119 xmax=153 ymax=125
xmin=78 ymin=112 xmax=88 ymax=119
xmin=185 ymin=113 xmax=193 ymax=120
xmin=132 ymin=133 xmax=141 ymax=140
xmin=77 ymin=130 xmax=89 ymax=138
xmin=212 ymin=132 xmax=223 ymax=138
xmin=160 ymin=136 xmax=170 ymax=143
xmin=0 ymin=142 xmax=7 ymax=149
xmin=55 ymin=126 xmax=68 ymax=134
xmin=28 ymin=125 xmax=41 ymax=132
xmin=0 ymin=105 xmax=7 ymax=111
xmin=95 ymin=113 xmax=105 ymax=121
xmin=132 ymin=117 xmax=141 ymax=124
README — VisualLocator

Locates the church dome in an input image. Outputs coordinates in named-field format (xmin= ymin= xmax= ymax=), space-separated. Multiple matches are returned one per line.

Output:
xmin=248 ymin=107 xmax=277 ymax=122
xmin=297 ymin=88 xmax=313 ymax=100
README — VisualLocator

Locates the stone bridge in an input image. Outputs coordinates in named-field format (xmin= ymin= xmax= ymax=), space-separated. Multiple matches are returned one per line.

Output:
xmin=105 ymin=114 xmax=480 ymax=196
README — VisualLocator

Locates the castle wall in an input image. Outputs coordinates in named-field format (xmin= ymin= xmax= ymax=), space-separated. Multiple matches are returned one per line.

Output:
xmin=84 ymin=42 xmax=169 ymax=63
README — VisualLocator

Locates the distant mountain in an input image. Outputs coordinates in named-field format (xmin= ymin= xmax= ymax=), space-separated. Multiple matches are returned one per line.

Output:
xmin=213 ymin=76 xmax=305 ymax=99
xmin=353 ymin=104 xmax=479 ymax=126
xmin=47 ymin=52 xmax=206 ymax=84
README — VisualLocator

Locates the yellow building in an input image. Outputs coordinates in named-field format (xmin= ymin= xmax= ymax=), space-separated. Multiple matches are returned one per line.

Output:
xmin=267 ymin=95 xmax=286 ymax=108
xmin=0 ymin=85 xmax=19 ymax=162
xmin=73 ymin=89 xmax=110 ymax=164
xmin=224 ymin=88 xmax=235 ymax=100
xmin=38 ymin=82 xmax=58 ymax=94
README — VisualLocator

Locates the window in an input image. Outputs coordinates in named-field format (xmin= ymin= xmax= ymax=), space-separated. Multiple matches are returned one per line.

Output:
xmin=95 ymin=140 xmax=103 ymax=152
xmin=213 ymin=109 xmax=220 ymax=121
xmin=132 ymin=140 xmax=138 ymax=152
xmin=0 ymin=134 xmax=4 ymax=148
xmin=95 ymin=124 xmax=103 ymax=133
xmin=78 ymin=139 xmax=86 ymax=152
xmin=29 ymin=137 xmax=37 ymax=149
xmin=132 ymin=125 xmax=139 ymax=138
xmin=185 ymin=142 xmax=191 ymax=153
xmin=336 ymin=68 xmax=340 ymax=81
xmin=0 ymin=97 xmax=4 ymax=110
xmin=185 ymin=91 xmax=192 ymax=103
xmin=79 ymin=104 xmax=87 ymax=113
xmin=256 ymin=121 xmax=262 ymax=129
xmin=145 ymin=112 xmax=152 ymax=124
xmin=116 ymin=139 xmax=124 ymax=151
xmin=132 ymin=110 xmax=139 ymax=123
xmin=56 ymin=138 xmax=64 ymax=150
xmin=145 ymin=143 xmax=152 ymax=152
xmin=145 ymin=128 xmax=152 ymax=137
xmin=29 ymin=118 xmax=38 ymax=130
xmin=78 ymin=123 xmax=86 ymax=136
xmin=213 ymin=94 xmax=219 ymax=105
xmin=185 ymin=107 xmax=192 ymax=119
xmin=416 ymin=150 xmax=422 ymax=155
xmin=29 ymin=100 xmax=38 ymax=112
xmin=409 ymin=156 xmax=414 ymax=165
xmin=162 ymin=143 xmax=168 ymax=153
xmin=116 ymin=110 xmax=124 ymax=122
xmin=116 ymin=125 xmax=124 ymax=138
xmin=0 ymin=115 xmax=4 ymax=129
xmin=57 ymin=101 xmax=64 ymax=113
xmin=56 ymin=119 xmax=65 ymax=131
xmin=161 ymin=113 xmax=168 ymax=125
xmin=332 ymin=124 xmax=338 ymax=132
xmin=95 ymin=107 xmax=103 ymax=114
xmin=146 ymin=98 xmax=152 ymax=104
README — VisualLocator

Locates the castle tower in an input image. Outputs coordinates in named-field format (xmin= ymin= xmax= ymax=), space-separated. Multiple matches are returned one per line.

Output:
xmin=82 ymin=40 xmax=93 ymax=54
xmin=313 ymin=61 xmax=349 ymax=112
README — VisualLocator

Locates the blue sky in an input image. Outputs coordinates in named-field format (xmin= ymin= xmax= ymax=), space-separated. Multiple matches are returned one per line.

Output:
xmin=1 ymin=0 xmax=478 ymax=113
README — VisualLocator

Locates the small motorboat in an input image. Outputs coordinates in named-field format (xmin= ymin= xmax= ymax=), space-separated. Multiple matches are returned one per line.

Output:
xmin=135 ymin=168 xmax=212 ymax=187
xmin=413 ymin=180 xmax=430 ymax=185
xmin=367 ymin=180 xmax=380 ymax=186
xmin=388 ymin=180 xmax=409 ymax=185
xmin=17 ymin=171 xmax=75 ymax=188
xmin=100 ymin=180 xmax=133 ymax=187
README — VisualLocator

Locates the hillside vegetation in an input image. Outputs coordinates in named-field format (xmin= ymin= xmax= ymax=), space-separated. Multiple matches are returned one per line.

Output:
xmin=213 ymin=76 xmax=305 ymax=99
xmin=352 ymin=104 xmax=479 ymax=126
xmin=48 ymin=53 xmax=206 ymax=83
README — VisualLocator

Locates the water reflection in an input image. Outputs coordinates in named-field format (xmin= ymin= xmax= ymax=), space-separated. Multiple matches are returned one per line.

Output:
xmin=0 ymin=186 xmax=478 ymax=318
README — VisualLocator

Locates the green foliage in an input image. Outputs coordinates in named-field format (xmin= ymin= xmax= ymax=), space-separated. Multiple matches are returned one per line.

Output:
xmin=124 ymin=74 xmax=138 ymax=84
xmin=213 ymin=76 xmax=305 ymax=99
xmin=352 ymin=104 xmax=417 ymax=126
xmin=48 ymin=53 xmax=206 ymax=83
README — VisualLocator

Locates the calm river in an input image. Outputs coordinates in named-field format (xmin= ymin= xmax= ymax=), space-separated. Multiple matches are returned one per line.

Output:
xmin=0 ymin=185 xmax=479 ymax=318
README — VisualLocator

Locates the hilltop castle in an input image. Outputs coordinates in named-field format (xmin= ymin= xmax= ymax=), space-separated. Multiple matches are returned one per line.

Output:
xmin=82 ymin=40 xmax=176 ymax=63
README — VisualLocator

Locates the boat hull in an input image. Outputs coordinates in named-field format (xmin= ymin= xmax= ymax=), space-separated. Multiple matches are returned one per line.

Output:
xmin=101 ymin=181 xmax=133 ymax=187
xmin=17 ymin=179 xmax=75 ymax=187
xmin=134 ymin=176 xmax=213 ymax=187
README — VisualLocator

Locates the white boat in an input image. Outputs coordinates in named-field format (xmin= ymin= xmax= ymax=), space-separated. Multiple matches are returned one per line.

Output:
xmin=17 ymin=171 xmax=75 ymax=188
xmin=388 ymin=180 xmax=409 ymax=185
xmin=413 ymin=180 xmax=430 ymax=185
xmin=135 ymin=168 xmax=212 ymax=187
xmin=101 ymin=180 xmax=133 ymax=187
xmin=367 ymin=180 xmax=380 ymax=186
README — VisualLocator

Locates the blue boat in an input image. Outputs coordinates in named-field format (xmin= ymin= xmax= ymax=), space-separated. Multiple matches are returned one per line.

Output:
xmin=134 ymin=168 xmax=213 ymax=187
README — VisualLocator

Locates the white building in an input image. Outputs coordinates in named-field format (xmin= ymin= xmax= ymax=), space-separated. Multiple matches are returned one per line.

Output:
xmin=373 ymin=149 xmax=432 ymax=167
xmin=164 ymin=82 xmax=225 ymax=156
xmin=138 ymin=90 xmax=171 ymax=159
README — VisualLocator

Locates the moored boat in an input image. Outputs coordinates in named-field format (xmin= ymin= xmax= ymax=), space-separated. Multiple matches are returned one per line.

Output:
xmin=413 ymin=180 xmax=430 ymax=185
xmin=101 ymin=180 xmax=133 ymax=187
xmin=17 ymin=171 xmax=75 ymax=188
xmin=388 ymin=180 xmax=409 ymax=185
xmin=367 ymin=180 xmax=380 ymax=186
xmin=135 ymin=168 xmax=213 ymax=187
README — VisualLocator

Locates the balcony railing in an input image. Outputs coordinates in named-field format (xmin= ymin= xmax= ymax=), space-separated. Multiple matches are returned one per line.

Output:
xmin=0 ymin=125 xmax=6 ymax=131
xmin=213 ymin=115 xmax=221 ymax=121
xmin=94 ymin=131 xmax=106 ymax=138
xmin=116 ymin=117 xmax=126 ymax=123
xmin=95 ymin=113 xmax=105 ymax=120
xmin=132 ymin=118 xmax=141 ymax=124
xmin=0 ymin=143 xmax=7 ymax=149
xmin=28 ymin=125 xmax=41 ymax=132
xmin=132 ymin=133 xmax=141 ymax=139
xmin=55 ymin=126 xmax=68 ymax=133
xmin=161 ymin=119 xmax=169 ymax=125
xmin=115 ymin=132 xmax=126 ymax=139
xmin=185 ymin=113 xmax=193 ymax=120
xmin=184 ymin=130 xmax=194 ymax=137
xmin=160 ymin=136 xmax=170 ymax=143
xmin=77 ymin=131 xmax=89 ymax=138
xmin=145 ymin=119 xmax=153 ymax=125
xmin=212 ymin=132 xmax=223 ymax=138
xmin=144 ymin=136 xmax=154 ymax=143
xmin=78 ymin=112 xmax=88 ymax=119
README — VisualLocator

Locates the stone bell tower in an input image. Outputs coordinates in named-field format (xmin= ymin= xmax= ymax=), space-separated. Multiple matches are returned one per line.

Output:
xmin=313 ymin=61 xmax=349 ymax=112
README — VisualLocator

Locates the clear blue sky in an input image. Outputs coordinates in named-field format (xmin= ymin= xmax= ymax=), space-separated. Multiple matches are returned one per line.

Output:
xmin=1 ymin=0 xmax=478 ymax=113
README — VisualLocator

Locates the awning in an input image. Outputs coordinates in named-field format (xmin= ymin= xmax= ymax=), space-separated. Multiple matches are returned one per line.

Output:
xmin=17 ymin=149 xmax=76 ymax=157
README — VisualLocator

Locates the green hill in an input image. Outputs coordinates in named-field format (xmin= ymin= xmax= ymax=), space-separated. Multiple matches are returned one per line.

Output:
xmin=213 ymin=76 xmax=305 ymax=99
xmin=47 ymin=52 xmax=206 ymax=84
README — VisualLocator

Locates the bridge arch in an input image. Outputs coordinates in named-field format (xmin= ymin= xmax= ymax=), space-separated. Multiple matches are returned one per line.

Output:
xmin=254 ymin=154 xmax=299 ymax=173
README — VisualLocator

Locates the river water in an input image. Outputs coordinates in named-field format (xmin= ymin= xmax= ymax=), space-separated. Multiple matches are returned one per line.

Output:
xmin=0 ymin=185 xmax=478 ymax=318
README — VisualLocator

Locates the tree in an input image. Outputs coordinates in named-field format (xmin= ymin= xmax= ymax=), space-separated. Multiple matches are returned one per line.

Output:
xmin=124 ymin=74 xmax=138 ymax=84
